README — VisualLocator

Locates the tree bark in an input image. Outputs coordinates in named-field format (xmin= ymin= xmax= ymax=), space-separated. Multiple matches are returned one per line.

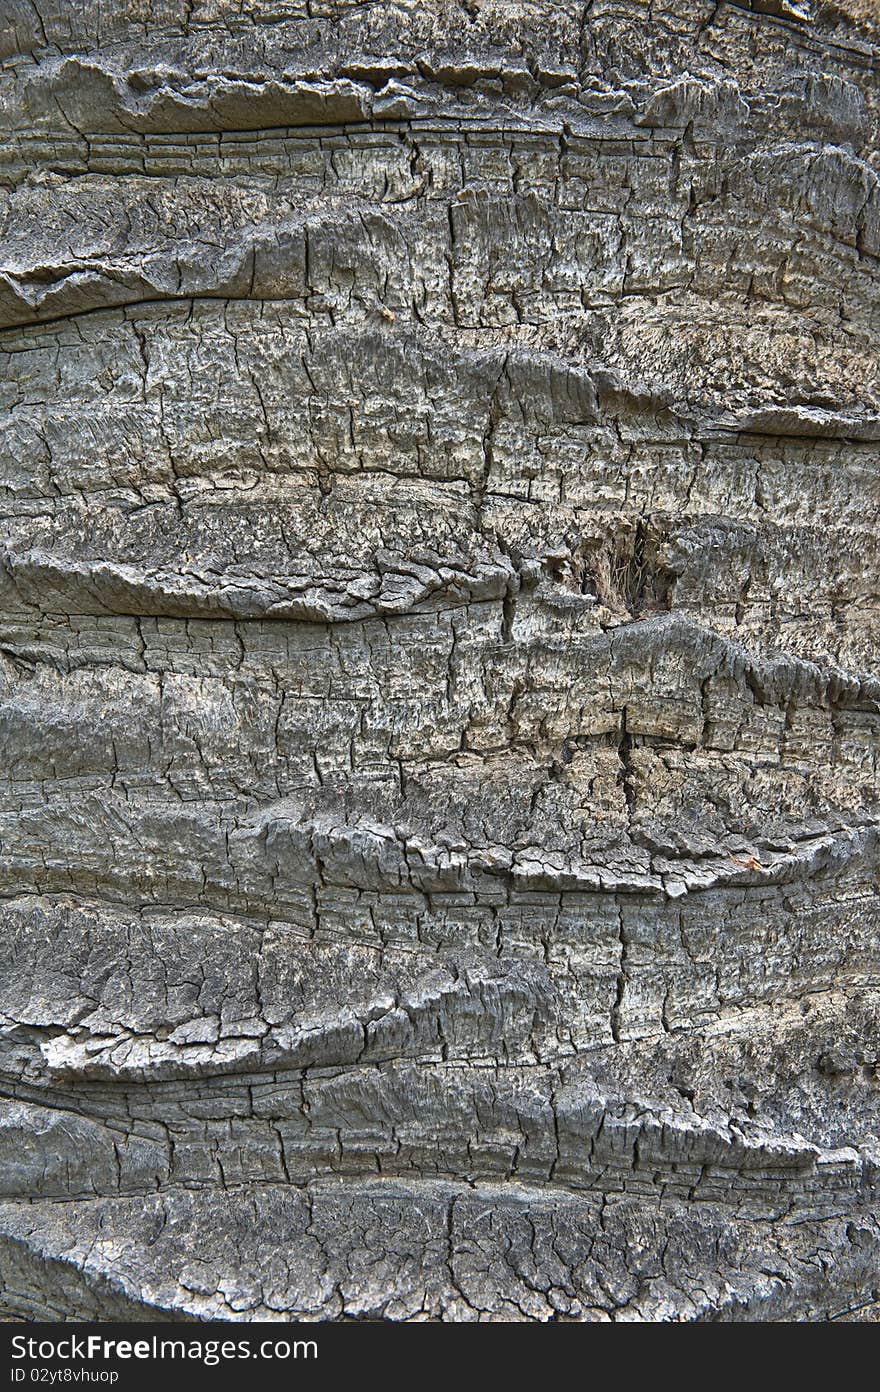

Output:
xmin=0 ymin=0 xmax=878 ymax=1321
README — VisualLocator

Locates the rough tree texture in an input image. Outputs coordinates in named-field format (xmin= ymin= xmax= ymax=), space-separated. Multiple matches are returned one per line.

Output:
xmin=0 ymin=0 xmax=878 ymax=1323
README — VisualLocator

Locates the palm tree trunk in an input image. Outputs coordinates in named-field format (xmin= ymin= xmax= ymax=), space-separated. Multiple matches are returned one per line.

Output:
xmin=0 ymin=0 xmax=878 ymax=1321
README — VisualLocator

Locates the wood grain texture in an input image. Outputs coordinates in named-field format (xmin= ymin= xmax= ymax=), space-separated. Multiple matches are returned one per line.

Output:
xmin=0 ymin=0 xmax=879 ymax=1321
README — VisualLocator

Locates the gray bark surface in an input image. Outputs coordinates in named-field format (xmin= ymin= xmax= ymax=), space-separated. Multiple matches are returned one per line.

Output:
xmin=0 ymin=0 xmax=879 ymax=1321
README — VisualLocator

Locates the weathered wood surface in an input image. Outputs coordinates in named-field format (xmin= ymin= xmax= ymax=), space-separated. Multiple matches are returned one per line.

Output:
xmin=0 ymin=0 xmax=879 ymax=1321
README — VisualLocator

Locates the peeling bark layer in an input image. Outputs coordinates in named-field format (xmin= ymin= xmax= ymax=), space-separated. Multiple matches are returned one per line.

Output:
xmin=1 ymin=0 xmax=879 ymax=1322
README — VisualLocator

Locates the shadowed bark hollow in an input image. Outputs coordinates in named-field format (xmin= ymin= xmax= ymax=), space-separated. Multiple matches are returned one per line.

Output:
xmin=0 ymin=0 xmax=879 ymax=1322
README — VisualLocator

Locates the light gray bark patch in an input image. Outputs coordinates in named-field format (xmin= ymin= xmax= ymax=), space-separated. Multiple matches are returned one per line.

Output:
xmin=0 ymin=0 xmax=878 ymax=1323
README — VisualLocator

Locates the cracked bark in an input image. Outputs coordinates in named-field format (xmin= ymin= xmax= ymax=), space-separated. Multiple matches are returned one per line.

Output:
xmin=0 ymin=0 xmax=879 ymax=1322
